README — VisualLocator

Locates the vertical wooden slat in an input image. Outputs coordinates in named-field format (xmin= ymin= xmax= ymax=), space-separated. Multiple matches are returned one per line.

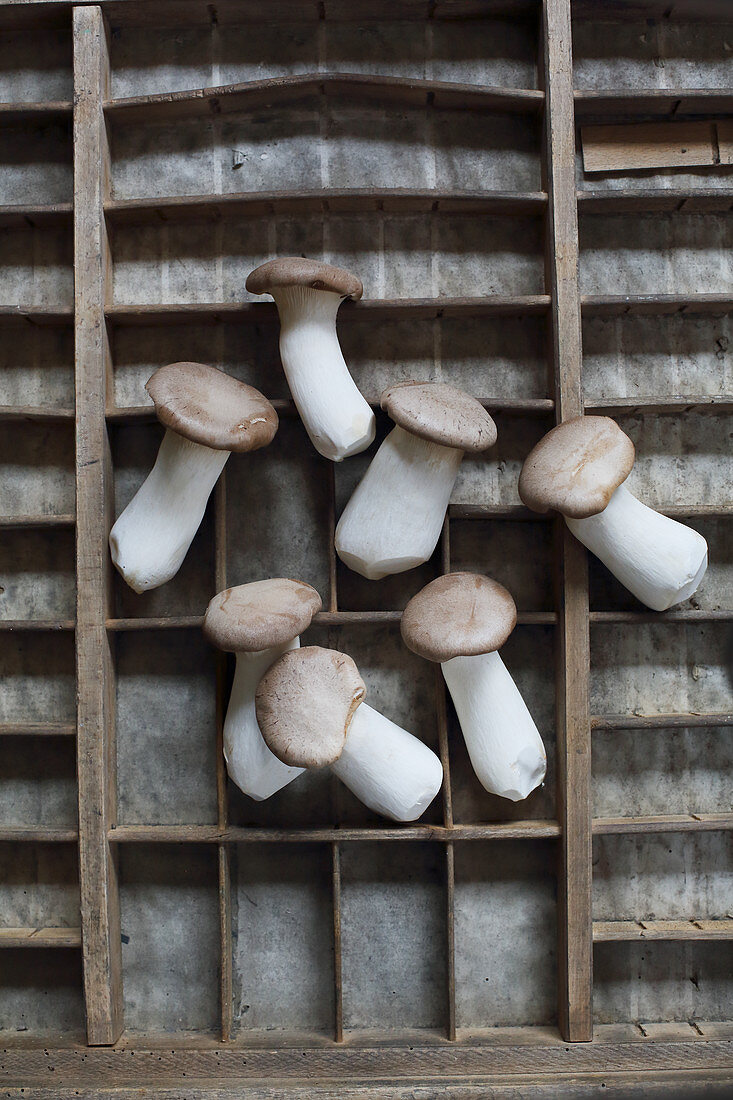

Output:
xmin=327 ymin=462 xmax=338 ymax=614
xmin=436 ymin=517 xmax=456 ymax=1039
xmin=214 ymin=474 xmax=233 ymax=1041
xmin=73 ymin=3 xmax=123 ymax=1046
xmin=331 ymin=841 xmax=344 ymax=1043
xmin=542 ymin=0 xmax=593 ymax=1042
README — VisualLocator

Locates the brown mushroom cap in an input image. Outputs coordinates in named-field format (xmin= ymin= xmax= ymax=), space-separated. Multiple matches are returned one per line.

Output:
xmin=518 ymin=415 xmax=635 ymax=519
xmin=380 ymin=381 xmax=497 ymax=453
xmin=401 ymin=572 xmax=517 ymax=663
xmin=246 ymin=258 xmax=363 ymax=300
xmin=256 ymin=646 xmax=366 ymax=768
xmin=146 ymin=362 xmax=278 ymax=453
xmin=203 ymin=579 xmax=322 ymax=653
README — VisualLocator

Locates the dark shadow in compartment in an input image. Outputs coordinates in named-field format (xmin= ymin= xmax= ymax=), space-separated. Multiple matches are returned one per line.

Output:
xmin=592 ymin=832 xmax=733 ymax=923
xmin=0 ymin=320 xmax=74 ymax=408
xmin=449 ymin=625 xmax=556 ymax=826
xmin=0 ymin=25 xmax=72 ymax=102
xmin=0 ymin=736 xmax=77 ymax=826
xmin=110 ymin=318 xmax=288 ymax=410
xmin=455 ymin=413 xmax=552 ymax=509
xmin=340 ymin=842 xmax=446 ymax=1032
xmin=592 ymin=725 xmax=733 ymax=820
xmin=110 ymin=102 xmax=541 ymax=200
xmin=0 ymin=632 xmax=75 ymax=724
xmin=0 ymin=420 xmax=74 ymax=518
xmin=118 ymin=844 xmax=219 ymax=1033
xmin=593 ymin=941 xmax=733 ymax=1026
xmin=227 ymin=620 xmax=442 ymax=830
xmin=582 ymin=312 xmax=733 ymax=404
xmin=0 ymin=120 xmax=72 ymax=205
xmin=0 ymin=526 xmax=75 ymax=620
xmin=0 ymin=948 xmax=84 ymax=1035
xmin=226 ymin=417 xmax=331 ymax=608
xmin=232 ymin=842 xmax=334 ymax=1036
xmin=0 ymin=841 xmax=79 ymax=927
xmin=110 ymin=421 xmax=215 ymax=618
xmin=115 ymin=629 xmax=218 ymax=825
xmin=0 ymin=224 xmax=72 ymax=307
xmin=590 ymin=622 xmax=733 ymax=718
xmin=454 ymin=839 xmax=557 ymax=1029
xmin=450 ymin=519 xmax=554 ymax=611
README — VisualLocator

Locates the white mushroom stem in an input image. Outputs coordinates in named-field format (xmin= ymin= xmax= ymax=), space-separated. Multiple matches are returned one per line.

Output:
xmin=335 ymin=425 xmax=463 ymax=580
xmin=565 ymin=483 xmax=708 ymax=612
xmin=273 ymin=286 xmax=375 ymax=462
xmin=441 ymin=650 xmax=546 ymax=802
xmin=224 ymin=639 xmax=305 ymax=801
xmin=110 ymin=429 xmax=228 ymax=594
xmin=330 ymin=703 xmax=443 ymax=822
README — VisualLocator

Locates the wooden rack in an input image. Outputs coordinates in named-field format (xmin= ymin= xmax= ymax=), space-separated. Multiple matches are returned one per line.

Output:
xmin=0 ymin=0 xmax=731 ymax=1094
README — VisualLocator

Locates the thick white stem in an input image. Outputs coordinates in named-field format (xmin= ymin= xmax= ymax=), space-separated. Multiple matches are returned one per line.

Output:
xmin=330 ymin=702 xmax=443 ymax=822
xmin=224 ymin=639 xmax=305 ymax=801
xmin=565 ymin=483 xmax=708 ymax=612
xmin=109 ymin=429 xmax=228 ymax=593
xmin=442 ymin=650 xmax=546 ymax=802
xmin=274 ymin=287 xmax=375 ymax=462
xmin=335 ymin=426 xmax=463 ymax=580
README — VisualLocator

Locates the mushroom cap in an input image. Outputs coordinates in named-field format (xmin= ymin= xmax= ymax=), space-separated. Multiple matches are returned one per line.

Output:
xmin=203 ymin=578 xmax=322 ymax=653
xmin=246 ymin=257 xmax=363 ymax=300
xmin=146 ymin=362 xmax=279 ymax=453
xmin=380 ymin=381 xmax=497 ymax=453
xmin=518 ymin=415 xmax=635 ymax=519
xmin=401 ymin=572 xmax=517 ymax=663
xmin=256 ymin=646 xmax=366 ymax=768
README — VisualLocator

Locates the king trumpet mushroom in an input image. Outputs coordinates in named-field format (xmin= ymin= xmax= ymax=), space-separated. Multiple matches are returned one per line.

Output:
xmin=401 ymin=573 xmax=546 ymax=802
xmin=203 ymin=579 xmax=322 ymax=801
xmin=110 ymin=362 xmax=278 ymax=593
xmin=335 ymin=381 xmax=497 ymax=580
xmin=255 ymin=645 xmax=444 ymax=822
xmin=518 ymin=416 xmax=708 ymax=612
xmin=245 ymin=257 xmax=375 ymax=462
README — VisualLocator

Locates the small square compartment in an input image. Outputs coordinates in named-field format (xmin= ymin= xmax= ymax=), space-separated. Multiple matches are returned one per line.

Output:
xmin=115 ymin=629 xmax=218 ymax=825
xmin=340 ymin=842 xmax=447 ymax=1033
xmin=232 ymin=842 xmax=334 ymax=1037
xmin=0 ymin=949 xmax=84 ymax=1037
xmin=454 ymin=839 xmax=557 ymax=1029
xmin=450 ymin=518 xmax=555 ymax=612
xmin=0 ymin=526 xmax=75 ymax=620
xmin=0 ymin=632 xmax=75 ymax=725
xmin=0 ymin=321 xmax=74 ymax=409
xmin=0 ymin=841 xmax=79 ymax=928
xmin=0 ymin=734 xmax=77 ymax=827
xmin=0 ymin=224 xmax=73 ymax=309
xmin=119 ymin=844 xmax=220 ymax=1034
xmin=0 ymin=421 xmax=74 ymax=519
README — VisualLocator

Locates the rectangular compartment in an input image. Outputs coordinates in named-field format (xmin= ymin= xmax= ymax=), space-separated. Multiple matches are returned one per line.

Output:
xmin=0 ymin=20 xmax=72 ymax=102
xmin=0 ymin=223 xmax=73 ymax=308
xmin=0 ymin=842 xmax=79 ymax=929
xmin=593 ymin=723 xmax=733 ymax=818
xmin=340 ymin=842 xmax=446 ymax=1033
xmin=454 ymin=840 xmax=557 ymax=1029
xmin=0 ymin=526 xmax=75 ymax=620
xmin=0 ymin=735 xmax=77 ymax=827
xmin=0 ymin=119 xmax=72 ymax=206
xmin=453 ymin=412 xmax=552 ymax=508
xmin=109 ymin=16 xmax=539 ymax=99
xmin=115 ymin=629 xmax=218 ymax=825
xmin=0 ymin=632 xmax=75 ymax=725
xmin=0 ymin=949 xmax=84 ymax=1037
xmin=450 ymin=625 xmax=556 ymax=825
xmin=0 ymin=421 xmax=74 ymax=519
xmin=232 ymin=842 xmax=334 ymax=1036
xmin=118 ymin=844 xmax=220 ymax=1034
xmin=450 ymin=518 xmax=555 ymax=612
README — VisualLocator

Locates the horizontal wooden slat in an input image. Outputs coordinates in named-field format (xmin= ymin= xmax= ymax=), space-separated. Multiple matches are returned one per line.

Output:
xmin=581 ymin=294 xmax=733 ymax=317
xmin=0 ymin=405 xmax=75 ymax=421
xmin=104 ymin=74 xmax=545 ymax=122
xmin=449 ymin=504 xmax=547 ymax=521
xmin=108 ymin=821 xmax=561 ymax=843
xmin=106 ymin=296 xmax=551 ymax=326
xmin=590 ymin=610 xmax=733 ymax=624
xmin=593 ymin=919 xmax=733 ymax=943
xmin=585 ymin=396 xmax=733 ymax=416
xmin=0 ymin=619 xmax=75 ymax=632
xmin=0 ymin=514 xmax=75 ymax=529
xmin=105 ymin=189 xmax=548 ymax=224
xmin=0 ymin=203 xmax=74 ymax=229
xmin=578 ymin=189 xmax=733 ymax=215
xmin=0 ymin=100 xmax=72 ymax=121
xmin=0 ymin=307 xmax=73 ymax=326
xmin=575 ymin=89 xmax=733 ymax=120
xmin=581 ymin=121 xmax=718 ymax=173
xmin=0 ymin=827 xmax=77 ymax=842
xmin=107 ymin=610 xmax=557 ymax=631
xmin=592 ymin=713 xmax=733 ymax=731
xmin=0 ymin=927 xmax=81 ymax=949
xmin=0 ymin=722 xmax=76 ymax=737
xmin=593 ymin=814 xmax=733 ymax=836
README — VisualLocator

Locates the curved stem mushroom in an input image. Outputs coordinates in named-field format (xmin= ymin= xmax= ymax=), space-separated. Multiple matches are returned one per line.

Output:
xmin=110 ymin=362 xmax=277 ymax=594
xmin=335 ymin=381 xmax=496 ymax=581
xmin=246 ymin=259 xmax=375 ymax=462
xmin=204 ymin=580 xmax=322 ymax=802
xmin=401 ymin=573 xmax=546 ymax=803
